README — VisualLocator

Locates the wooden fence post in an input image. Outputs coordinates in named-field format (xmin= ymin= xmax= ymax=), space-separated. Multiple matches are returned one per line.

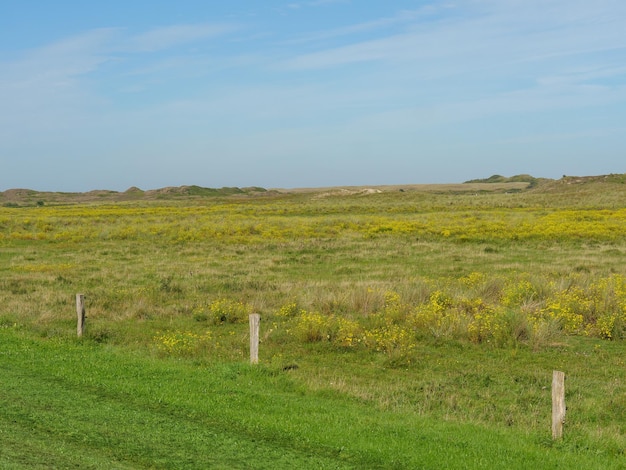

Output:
xmin=76 ymin=294 xmax=85 ymax=337
xmin=249 ymin=314 xmax=260 ymax=364
xmin=552 ymin=370 xmax=566 ymax=439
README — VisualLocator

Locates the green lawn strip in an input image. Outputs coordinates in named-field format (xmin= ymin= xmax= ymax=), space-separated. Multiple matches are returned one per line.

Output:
xmin=0 ymin=422 xmax=138 ymax=470
xmin=0 ymin=330 xmax=623 ymax=469
xmin=1 ymin=368 xmax=351 ymax=469
xmin=1 ymin=332 xmax=355 ymax=469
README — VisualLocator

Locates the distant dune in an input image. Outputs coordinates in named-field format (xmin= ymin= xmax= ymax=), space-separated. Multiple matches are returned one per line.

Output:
xmin=1 ymin=173 xmax=625 ymax=206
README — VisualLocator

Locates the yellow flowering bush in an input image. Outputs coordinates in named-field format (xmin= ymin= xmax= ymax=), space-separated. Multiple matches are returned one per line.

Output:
xmin=468 ymin=308 xmax=531 ymax=346
xmin=154 ymin=330 xmax=213 ymax=356
xmin=207 ymin=298 xmax=252 ymax=324
xmin=409 ymin=290 xmax=460 ymax=338
xmin=501 ymin=280 xmax=537 ymax=308
xmin=460 ymin=272 xmax=487 ymax=288
xmin=290 ymin=310 xmax=364 ymax=348
xmin=381 ymin=290 xmax=411 ymax=323
xmin=292 ymin=311 xmax=334 ymax=343
xmin=183 ymin=272 xmax=626 ymax=356
xmin=364 ymin=323 xmax=415 ymax=357
xmin=596 ymin=313 xmax=619 ymax=340
xmin=541 ymin=287 xmax=588 ymax=334
xmin=335 ymin=317 xmax=365 ymax=348
xmin=468 ymin=307 xmax=501 ymax=344
xmin=276 ymin=301 xmax=302 ymax=318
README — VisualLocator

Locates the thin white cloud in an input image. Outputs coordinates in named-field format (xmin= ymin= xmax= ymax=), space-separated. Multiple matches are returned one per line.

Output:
xmin=286 ymin=0 xmax=348 ymax=9
xmin=125 ymin=23 xmax=238 ymax=52
xmin=0 ymin=22 xmax=239 ymax=137
xmin=307 ymin=0 xmax=349 ymax=5
xmin=0 ymin=28 xmax=117 ymax=137
xmin=282 ymin=0 xmax=626 ymax=73
xmin=537 ymin=64 xmax=626 ymax=87
xmin=280 ymin=5 xmax=447 ymax=45
xmin=0 ymin=28 xmax=116 ymax=88
xmin=0 ymin=22 xmax=238 ymax=92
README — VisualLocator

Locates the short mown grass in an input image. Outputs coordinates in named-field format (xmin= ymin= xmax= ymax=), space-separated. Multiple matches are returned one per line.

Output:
xmin=1 ymin=328 xmax=625 ymax=469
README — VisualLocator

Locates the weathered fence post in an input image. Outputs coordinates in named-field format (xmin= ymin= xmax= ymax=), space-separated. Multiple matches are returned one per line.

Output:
xmin=552 ymin=370 xmax=566 ymax=439
xmin=249 ymin=314 xmax=260 ymax=364
xmin=76 ymin=293 xmax=85 ymax=337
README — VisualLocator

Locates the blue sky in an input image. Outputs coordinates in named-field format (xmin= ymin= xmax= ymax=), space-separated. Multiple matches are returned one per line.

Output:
xmin=1 ymin=0 xmax=625 ymax=191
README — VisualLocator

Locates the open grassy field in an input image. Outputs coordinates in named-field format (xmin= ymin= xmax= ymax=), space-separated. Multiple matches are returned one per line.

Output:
xmin=1 ymin=175 xmax=626 ymax=468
